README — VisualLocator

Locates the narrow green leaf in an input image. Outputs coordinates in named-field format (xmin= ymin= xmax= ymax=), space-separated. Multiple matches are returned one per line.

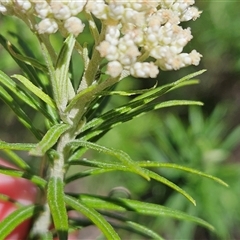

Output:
xmin=133 ymin=70 xmax=205 ymax=102
xmin=64 ymin=84 xmax=98 ymax=113
xmin=80 ymin=100 xmax=202 ymax=143
xmin=47 ymin=177 xmax=68 ymax=240
xmin=117 ymin=221 xmax=163 ymax=240
xmin=55 ymin=34 xmax=75 ymax=110
xmin=6 ymin=41 xmax=48 ymax=72
xmin=64 ymin=195 xmax=121 ymax=240
xmin=65 ymin=168 xmax=112 ymax=183
xmin=221 ymin=125 xmax=240 ymax=150
xmin=12 ymin=74 xmax=56 ymax=109
xmin=137 ymin=161 xmax=228 ymax=187
xmin=66 ymin=140 xmax=150 ymax=180
xmin=148 ymin=169 xmax=196 ymax=205
xmin=73 ymin=194 xmax=214 ymax=231
xmin=74 ymin=158 xmax=228 ymax=186
xmin=169 ymin=79 xmax=200 ymax=91
xmin=98 ymin=82 xmax=157 ymax=97
xmin=1 ymin=149 xmax=31 ymax=171
xmin=0 ymin=86 xmax=42 ymax=139
xmin=175 ymin=69 xmax=206 ymax=83
xmin=81 ymin=70 xmax=204 ymax=135
xmin=30 ymin=123 xmax=70 ymax=156
xmin=189 ymin=106 xmax=205 ymax=135
xmin=0 ymin=71 xmax=58 ymax=124
xmin=0 ymin=167 xmax=47 ymax=188
xmin=35 ymin=232 xmax=53 ymax=240
xmin=0 ymin=140 xmax=36 ymax=151
xmin=80 ymin=81 xmax=175 ymax=133
xmin=68 ymin=159 xmax=227 ymax=203
xmin=98 ymin=211 xmax=164 ymax=239
xmin=66 ymin=159 xmax=195 ymax=205
xmin=0 ymin=70 xmax=39 ymax=110
xmin=0 ymin=205 xmax=41 ymax=239
xmin=0 ymin=35 xmax=46 ymax=90
xmin=94 ymin=100 xmax=203 ymax=135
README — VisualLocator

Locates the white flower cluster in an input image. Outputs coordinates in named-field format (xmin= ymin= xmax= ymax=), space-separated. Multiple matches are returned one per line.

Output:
xmin=0 ymin=0 xmax=202 ymax=79
xmin=88 ymin=0 xmax=202 ymax=78
xmin=0 ymin=0 xmax=86 ymax=36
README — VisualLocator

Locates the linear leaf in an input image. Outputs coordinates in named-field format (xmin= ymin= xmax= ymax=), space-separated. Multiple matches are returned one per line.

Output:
xmin=89 ymin=100 xmax=203 ymax=137
xmin=95 ymin=211 xmax=164 ymax=239
xmin=72 ymin=158 xmax=227 ymax=187
xmin=64 ymin=84 xmax=97 ymax=113
xmin=12 ymin=74 xmax=56 ymax=109
xmin=0 ymin=86 xmax=42 ymax=139
xmin=1 ymin=149 xmax=31 ymax=171
xmin=0 ymin=71 xmax=58 ymax=124
xmin=47 ymin=177 xmax=68 ymax=239
xmin=81 ymin=70 xmax=205 ymax=134
xmin=64 ymin=195 xmax=121 ymax=240
xmin=98 ymin=82 xmax=157 ymax=97
xmin=137 ymin=161 xmax=228 ymax=187
xmin=66 ymin=140 xmax=150 ymax=180
xmin=221 ymin=125 xmax=240 ymax=150
xmin=0 ymin=205 xmax=41 ymax=239
xmin=30 ymin=123 xmax=70 ymax=156
xmin=65 ymin=168 xmax=112 ymax=183
xmin=55 ymin=34 xmax=75 ymax=110
xmin=72 ymin=194 xmax=214 ymax=231
xmin=68 ymin=159 xmax=227 ymax=204
xmin=0 ymin=167 xmax=47 ymax=188
xmin=80 ymin=82 xmax=175 ymax=133
xmin=146 ymin=169 xmax=196 ymax=205
xmin=0 ymin=140 xmax=36 ymax=151
xmin=80 ymin=77 xmax=202 ymax=141
xmin=6 ymin=41 xmax=48 ymax=72
xmin=0 ymin=35 xmax=46 ymax=90
xmin=0 ymin=70 xmax=39 ymax=110
xmin=120 ymin=221 xmax=163 ymax=240
xmin=66 ymin=159 xmax=195 ymax=205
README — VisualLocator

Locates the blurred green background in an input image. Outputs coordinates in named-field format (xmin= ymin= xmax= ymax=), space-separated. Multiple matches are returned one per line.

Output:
xmin=1 ymin=1 xmax=240 ymax=239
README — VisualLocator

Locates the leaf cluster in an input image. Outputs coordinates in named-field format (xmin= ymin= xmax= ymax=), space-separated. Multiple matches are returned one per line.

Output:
xmin=0 ymin=27 xmax=228 ymax=240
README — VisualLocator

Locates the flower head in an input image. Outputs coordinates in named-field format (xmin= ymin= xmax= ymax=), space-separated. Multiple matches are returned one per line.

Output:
xmin=0 ymin=0 xmax=202 ymax=78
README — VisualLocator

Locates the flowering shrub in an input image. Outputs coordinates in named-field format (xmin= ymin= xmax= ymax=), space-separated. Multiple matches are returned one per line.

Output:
xmin=0 ymin=1 xmax=227 ymax=239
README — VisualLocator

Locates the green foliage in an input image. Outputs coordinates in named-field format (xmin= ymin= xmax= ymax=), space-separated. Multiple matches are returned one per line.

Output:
xmin=0 ymin=5 xmax=236 ymax=239
xmin=0 ymin=205 xmax=42 ymax=239
xmin=139 ymin=105 xmax=240 ymax=239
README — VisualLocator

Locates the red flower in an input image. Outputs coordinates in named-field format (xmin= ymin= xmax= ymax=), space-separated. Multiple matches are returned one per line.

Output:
xmin=0 ymin=158 xmax=38 ymax=239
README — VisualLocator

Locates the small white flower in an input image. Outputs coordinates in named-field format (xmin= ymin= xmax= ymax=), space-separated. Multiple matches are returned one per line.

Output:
xmin=68 ymin=0 xmax=87 ymax=16
xmin=37 ymin=18 xmax=58 ymax=34
xmin=15 ymin=0 xmax=32 ymax=12
xmin=107 ymin=61 xmax=123 ymax=78
xmin=181 ymin=6 xmax=202 ymax=21
xmin=51 ymin=2 xmax=71 ymax=20
xmin=34 ymin=1 xmax=51 ymax=18
xmin=130 ymin=62 xmax=159 ymax=78
xmin=189 ymin=50 xmax=202 ymax=65
xmin=0 ymin=4 xmax=8 ymax=13
xmin=85 ymin=0 xmax=108 ymax=20
xmin=64 ymin=17 xmax=85 ymax=36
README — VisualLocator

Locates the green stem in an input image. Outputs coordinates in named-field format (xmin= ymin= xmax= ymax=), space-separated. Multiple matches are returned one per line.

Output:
xmin=37 ymin=34 xmax=57 ymax=64
xmin=77 ymin=24 xmax=107 ymax=91
xmin=32 ymin=127 xmax=77 ymax=237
